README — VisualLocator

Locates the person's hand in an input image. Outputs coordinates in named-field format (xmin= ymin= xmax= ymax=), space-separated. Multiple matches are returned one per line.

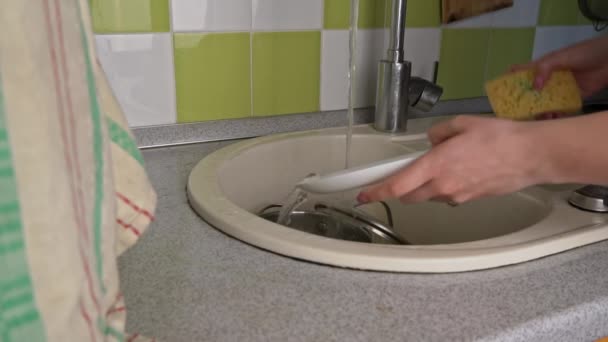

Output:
xmin=511 ymin=35 xmax=608 ymax=98
xmin=357 ymin=116 xmax=546 ymax=205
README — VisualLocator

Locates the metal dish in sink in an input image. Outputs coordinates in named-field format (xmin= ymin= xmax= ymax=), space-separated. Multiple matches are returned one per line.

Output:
xmin=259 ymin=203 xmax=408 ymax=245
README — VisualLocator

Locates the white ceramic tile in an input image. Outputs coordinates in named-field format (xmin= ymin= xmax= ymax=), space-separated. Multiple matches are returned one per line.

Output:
xmin=403 ymin=28 xmax=441 ymax=80
xmin=321 ymin=30 xmax=349 ymax=111
xmin=172 ymin=0 xmax=252 ymax=32
xmin=95 ymin=34 xmax=176 ymax=127
xmin=492 ymin=0 xmax=540 ymax=27
xmin=321 ymin=29 xmax=390 ymax=110
xmin=533 ymin=26 xmax=605 ymax=59
xmin=252 ymin=0 xmax=323 ymax=30
xmin=321 ymin=28 xmax=439 ymax=110
xmin=354 ymin=29 xmax=387 ymax=108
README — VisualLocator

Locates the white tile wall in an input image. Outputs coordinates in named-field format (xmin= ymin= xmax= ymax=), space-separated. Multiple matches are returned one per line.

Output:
xmin=95 ymin=0 xmax=607 ymax=127
xmin=172 ymin=0 xmax=252 ymax=32
xmin=403 ymin=28 xmax=441 ymax=80
xmin=492 ymin=0 xmax=540 ymax=27
xmin=354 ymin=29 xmax=388 ymax=108
xmin=252 ymin=0 xmax=323 ymax=30
xmin=321 ymin=31 xmax=349 ymax=111
xmin=321 ymin=29 xmax=397 ymax=110
xmin=95 ymin=34 xmax=176 ymax=127
xmin=320 ymin=28 xmax=441 ymax=110
xmin=533 ymin=26 xmax=605 ymax=59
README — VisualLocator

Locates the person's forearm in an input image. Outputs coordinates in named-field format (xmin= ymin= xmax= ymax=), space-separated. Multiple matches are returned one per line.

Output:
xmin=542 ymin=35 xmax=608 ymax=67
xmin=532 ymin=111 xmax=608 ymax=184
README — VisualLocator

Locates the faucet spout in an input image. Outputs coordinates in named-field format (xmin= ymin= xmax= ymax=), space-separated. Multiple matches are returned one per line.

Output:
xmin=387 ymin=0 xmax=407 ymax=62
xmin=373 ymin=0 xmax=443 ymax=133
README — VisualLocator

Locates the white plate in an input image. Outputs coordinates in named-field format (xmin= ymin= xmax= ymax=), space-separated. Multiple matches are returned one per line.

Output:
xmin=297 ymin=151 xmax=426 ymax=194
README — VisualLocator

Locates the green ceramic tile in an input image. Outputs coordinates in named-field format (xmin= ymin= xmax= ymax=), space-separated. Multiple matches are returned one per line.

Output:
xmin=359 ymin=0 xmax=389 ymax=28
xmin=577 ymin=10 xmax=593 ymax=25
xmin=253 ymin=32 xmax=320 ymax=116
xmin=437 ymin=29 xmax=491 ymax=100
xmin=91 ymin=0 xmax=170 ymax=33
xmin=324 ymin=0 xmax=388 ymax=29
xmin=406 ymin=0 xmax=441 ymax=27
xmin=174 ymin=33 xmax=251 ymax=123
xmin=383 ymin=0 xmax=392 ymax=28
xmin=538 ymin=0 xmax=589 ymax=25
xmin=485 ymin=28 xmax=535 ymax=81
xmin=324 ymin=0 xmax=350 ymax=29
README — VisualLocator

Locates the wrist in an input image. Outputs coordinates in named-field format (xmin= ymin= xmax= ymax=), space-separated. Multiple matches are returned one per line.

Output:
xmin=518 ymin=121 xmax=562 ymax=184
xmin=517 ymin=112 xmax=608 ymax=186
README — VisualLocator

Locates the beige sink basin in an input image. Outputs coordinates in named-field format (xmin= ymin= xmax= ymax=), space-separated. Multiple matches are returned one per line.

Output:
xmin=365 ymin=193 xmax=551 ymax=245
xmin=187 ymin=125 xmax=608 ymax=273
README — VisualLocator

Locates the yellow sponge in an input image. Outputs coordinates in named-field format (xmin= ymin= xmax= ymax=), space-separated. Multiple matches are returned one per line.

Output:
xmin=485 ymin=70 xmax=582 ymax=120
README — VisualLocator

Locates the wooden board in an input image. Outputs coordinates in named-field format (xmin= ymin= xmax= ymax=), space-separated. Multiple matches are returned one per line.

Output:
xmin=441 ymin=0 xmax=513 ymax=24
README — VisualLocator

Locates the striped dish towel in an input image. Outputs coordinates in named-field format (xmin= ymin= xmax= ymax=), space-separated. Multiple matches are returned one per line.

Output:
xmin=0 ymin=0 xmax=157 ymax=341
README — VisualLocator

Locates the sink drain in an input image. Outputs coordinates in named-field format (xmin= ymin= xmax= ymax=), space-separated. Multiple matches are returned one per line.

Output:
xmin=259 ymin=203 xmax=408 ymax=245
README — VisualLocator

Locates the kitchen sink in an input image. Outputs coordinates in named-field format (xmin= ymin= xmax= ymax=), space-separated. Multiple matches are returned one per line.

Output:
xmin=187 ymin=125 xmax=608 ymax=273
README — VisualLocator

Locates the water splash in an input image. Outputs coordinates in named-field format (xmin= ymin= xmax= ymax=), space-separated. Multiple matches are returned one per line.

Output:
xmin=276 ymin=187 xmax=309 ymax=226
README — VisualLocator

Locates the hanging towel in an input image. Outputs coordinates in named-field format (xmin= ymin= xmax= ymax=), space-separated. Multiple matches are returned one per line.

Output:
xmin=0 ymin=0 xmax=157 ymax=341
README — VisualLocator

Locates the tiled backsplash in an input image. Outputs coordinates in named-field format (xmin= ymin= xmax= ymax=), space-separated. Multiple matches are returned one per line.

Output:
xmin=92 ymin=0 xmax=605 ymax=127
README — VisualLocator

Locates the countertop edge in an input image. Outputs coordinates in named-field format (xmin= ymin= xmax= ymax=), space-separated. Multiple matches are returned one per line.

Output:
xmin=133 ymin=98 xmax=494 ymax=149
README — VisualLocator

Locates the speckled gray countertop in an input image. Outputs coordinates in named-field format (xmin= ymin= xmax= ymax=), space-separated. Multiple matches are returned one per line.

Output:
xmin=120 ymin=116 xmax=608 ymax=342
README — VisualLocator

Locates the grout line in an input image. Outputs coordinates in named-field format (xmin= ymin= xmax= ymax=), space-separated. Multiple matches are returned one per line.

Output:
xmin=482 ymin=27 xmax=493 ymax=91
xmin=173 ymin=29 xmax=327 ymax=34
xmin=171 ymin=29 xmax=253 ymax=34
xmin=95 ymin=31 xmax=171 ymax=36
xmin=251 ymin=28 xmax=323 ymax=32
xmin=249 ymin=32 xmax=254 ymax=117
xmin=384 ymin=0 xmax=390 ymax=29
xmin=168 ymin=0 xmax=178 ymax=124
xmin=250 ymin=1 xmax=254 ymax=117
xmin=434 ymin=28 xmax=443 ymax=82
xmin=319 ymin=28 xmax=350 ymax=32
xmin=319 ymin=0 xmax=326 ymax=111
xmin=533 ymin=0 xmax=541 ymax=26
xmin=319 ymin=0 xmax=325 ymax=111
xmin=320 ymin=30 xmax=326 ymax=111
xmin=319 ymin=0 xmax=325 ymax=30
xmin=95 ymin=29 xmax=384 ymax=36
xmin=531 ymin=26 xmax=538 ymax=60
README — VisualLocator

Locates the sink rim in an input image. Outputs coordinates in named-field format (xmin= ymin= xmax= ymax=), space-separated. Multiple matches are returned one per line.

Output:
xmin=187 ymin=126 xmax=608 ymax=273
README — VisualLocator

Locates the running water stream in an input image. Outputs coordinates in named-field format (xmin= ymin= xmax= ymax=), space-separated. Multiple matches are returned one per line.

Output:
xmin=277 ymin=0 xmax=360 ymax=226
xmin=345 ymin=0 xmax=359 ymax=169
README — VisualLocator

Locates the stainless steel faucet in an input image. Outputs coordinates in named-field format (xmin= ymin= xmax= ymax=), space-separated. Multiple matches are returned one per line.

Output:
xmin=374 ymin=0 xmax=443 ymax=133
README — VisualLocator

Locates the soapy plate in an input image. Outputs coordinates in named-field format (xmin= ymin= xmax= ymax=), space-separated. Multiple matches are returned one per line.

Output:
xmin=298 ymin=151 xmax=426 ymax=194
